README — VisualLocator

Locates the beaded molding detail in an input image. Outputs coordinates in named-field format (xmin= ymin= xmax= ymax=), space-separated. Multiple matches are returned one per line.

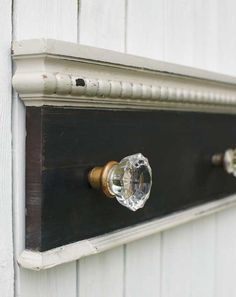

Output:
xmin=53 ymin=74 xmax=236 ymax=106
xmin=12 ymin=71 xmax=236 ymax=108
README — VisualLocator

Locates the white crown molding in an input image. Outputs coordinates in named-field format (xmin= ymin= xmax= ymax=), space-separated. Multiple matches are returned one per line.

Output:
xmin=18 ymin=194 xmax=236 ymax=270
xmin=12 ymin=39 xmax=236 ymax=112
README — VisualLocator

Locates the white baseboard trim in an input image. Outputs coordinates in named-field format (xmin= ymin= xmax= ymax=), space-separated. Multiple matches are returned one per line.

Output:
xmin=18 ymin=194 xmax=236 ymax=270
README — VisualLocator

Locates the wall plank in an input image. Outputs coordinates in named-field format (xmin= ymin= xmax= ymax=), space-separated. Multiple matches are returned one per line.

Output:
xmin=14 ymin=0 xmax=77 ymax=41
xmin=193 ymin=0 xmax=218 ymax=71
xmin=215 ymin=206 xmax=236 ymax=297
xmin=125 ymin=234 xmax=161 ymax=297
xmin=13 ymin=0 xmax=78 ymax=296
xmin=20 ymin=263 xmax=77 ymax=297
xmin=190 ymin=217 xmax=216 ymax=297
xmin=126 ymin=0 xmax=164 ymax=59
xmin=79 ymin=247 xmax=124 ymax=297
xmin=0 ymin=0 xmax=14 ymax=296
xmin=79 ymin=0 xmax=126 ymax=51
xmin=164 ymin=0 xmax=195 ymax=66
xmin=161 ymin=217 xmax=215 ymax=297
xmin=161 ymin=224 xmax=193 ymax=297
xmin=218 ymin=0 xmax=236 ymax=76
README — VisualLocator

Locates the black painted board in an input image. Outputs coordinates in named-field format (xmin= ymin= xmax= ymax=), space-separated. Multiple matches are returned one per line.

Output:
xmin=26 ymin=106 xmax=236 ymax=251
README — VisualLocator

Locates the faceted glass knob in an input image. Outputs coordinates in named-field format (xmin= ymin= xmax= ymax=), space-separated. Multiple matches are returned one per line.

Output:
xmin=224 ymin=149 xmax=236 ymax=176
xmin=212 ymin=148 xmax=236 ymax=177
xmin=88 ymin=153 xmax=152 ymax=211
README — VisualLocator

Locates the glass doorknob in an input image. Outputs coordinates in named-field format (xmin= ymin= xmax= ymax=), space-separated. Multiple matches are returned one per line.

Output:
xmin=212 ymin=148 xmax=236 ymax=176
xmin=88 ymin=153 xmax=152 ymax=211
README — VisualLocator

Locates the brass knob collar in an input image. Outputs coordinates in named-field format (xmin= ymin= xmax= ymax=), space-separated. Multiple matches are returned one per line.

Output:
xmin=88 ymin=161 xmax=118 ymax=198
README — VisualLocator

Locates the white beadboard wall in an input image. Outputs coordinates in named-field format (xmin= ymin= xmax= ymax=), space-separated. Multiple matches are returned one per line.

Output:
xmin=0 ymin=0 xmax=235 ymax=296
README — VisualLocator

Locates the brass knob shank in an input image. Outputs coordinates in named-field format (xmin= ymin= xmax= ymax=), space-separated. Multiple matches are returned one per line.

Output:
xmin=212 ymin=153 xmax=224 ymax=166
xmin=88 ymin=161 xmax=118 ymax=198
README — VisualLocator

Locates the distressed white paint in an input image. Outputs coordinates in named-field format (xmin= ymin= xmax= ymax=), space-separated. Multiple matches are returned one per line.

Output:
xmin=6 ymin=0 xmax=236 ymax=297
xmin=0 ymin=0 xmax=14 ymax=296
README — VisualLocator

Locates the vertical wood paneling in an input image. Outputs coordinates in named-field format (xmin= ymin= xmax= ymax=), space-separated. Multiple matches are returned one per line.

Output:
xmin=79 ymin=247 xmax=124 ymax=297
xmin=215 ymin=206 xmax=236 ymax=297
xmin=0 ymin=0 xmax=14 ymax=296
xmin=126 ymin=0 xmax=164 ymax=59
xmin=79 ymin=0 xmax=126 ymax=51
xmin=13 ymin=1 xmax=78 ymax=296
xmin=125 ymin=234 xmax=161 ymax=297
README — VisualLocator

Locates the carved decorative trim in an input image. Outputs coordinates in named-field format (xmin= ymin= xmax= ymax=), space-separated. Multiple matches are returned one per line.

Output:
xmin=12 ymin=39 xmax=236 ymax=112
xmin=13 ymin=73 xmax=236 ymax=105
